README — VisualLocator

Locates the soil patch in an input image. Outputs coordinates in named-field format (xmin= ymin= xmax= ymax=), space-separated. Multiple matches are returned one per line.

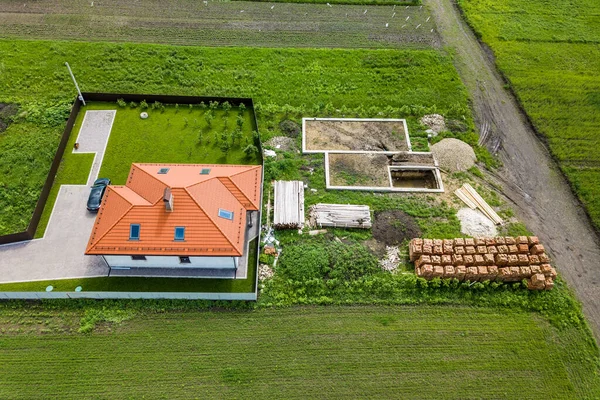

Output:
xmin=329 ymin=153 xmax=390 ymax=187
xmin=373 ymin=210 xmax=422 ymax=246
xmin=304 ymin=119 xmax=408 ymax=152
xmin=0 ymin=103 xmax=18 ymax=133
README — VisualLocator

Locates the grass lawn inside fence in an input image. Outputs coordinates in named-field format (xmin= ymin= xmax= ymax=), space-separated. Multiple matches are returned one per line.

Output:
xmin=0 ymin=305 xmax=599 ymax=398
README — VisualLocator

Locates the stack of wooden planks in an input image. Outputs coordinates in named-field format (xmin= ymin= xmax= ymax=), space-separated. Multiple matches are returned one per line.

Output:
xmin=273 ymin=180 xmax=305 ymax=229
xmin=309 ymin=203 xmax=372 ymax=229
xmin=454 ymin=183 xmax=503 ymax=225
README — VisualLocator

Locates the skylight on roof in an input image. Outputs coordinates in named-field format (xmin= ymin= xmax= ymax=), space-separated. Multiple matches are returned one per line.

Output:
xmin=158 ymin=168 xmax=170 ymax=174
xmin=174 ymin=226 xmax=185 ymax=241
xmin=200 ymin=168 xmax=211 ymax=175
xmin=129 ymin=224 xmax=140 ymax=240
xmin=218 ymin=209 xmax=234 ymax=220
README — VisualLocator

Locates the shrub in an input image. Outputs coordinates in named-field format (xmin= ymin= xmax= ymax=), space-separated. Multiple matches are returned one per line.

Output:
xmin=243 ymin=144 xmax=258 ymax=158
xmin=129 ymin=101 xmax=138 ymax=109
xmin=222 ymin=101 xmax=232 ymax=114
xmin=151 ymin=101 xmax=162 ymax=110
xmin=279 ymin=119 xmax=301 ymax=138
xmin=116 ymin=98 xmax=127 ymax=108
xmin=140 ymin=100 xmax=148 ymax=110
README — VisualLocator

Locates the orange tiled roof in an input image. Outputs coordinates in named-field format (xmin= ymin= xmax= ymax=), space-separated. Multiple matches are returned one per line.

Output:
xmin=85 ymin=163 xmax=262 ymax=256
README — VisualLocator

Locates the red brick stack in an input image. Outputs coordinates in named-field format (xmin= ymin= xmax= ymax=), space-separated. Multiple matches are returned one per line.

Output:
xmin=409 ymin=236 xmax=556 ymax=290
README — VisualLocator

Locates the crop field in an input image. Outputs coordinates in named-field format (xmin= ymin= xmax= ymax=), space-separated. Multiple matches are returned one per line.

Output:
xmin=0 ymin=40 xmax=471 ymax=235
xmin=0 ymin=305 xmax=598 ymax=398
xmin=0 ymin=0 xmax=437 ymax=49
xmin=458 ymin=0 xmax=600 ymax=228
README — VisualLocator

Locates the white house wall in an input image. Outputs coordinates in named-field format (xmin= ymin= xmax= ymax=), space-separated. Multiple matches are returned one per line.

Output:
xmin=104 ymin=255 xmax=237 ymax=269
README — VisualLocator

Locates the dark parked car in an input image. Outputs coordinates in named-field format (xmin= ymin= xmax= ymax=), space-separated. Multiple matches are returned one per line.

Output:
xmin=87 ymin=178 xmax=111 ymax=212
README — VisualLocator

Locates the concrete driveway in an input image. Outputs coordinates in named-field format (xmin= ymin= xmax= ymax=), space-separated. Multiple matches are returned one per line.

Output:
xmin=0 ymin=110 xmax=115 ymax=283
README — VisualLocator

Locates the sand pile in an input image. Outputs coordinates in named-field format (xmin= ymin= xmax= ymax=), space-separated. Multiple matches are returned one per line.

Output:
xmin=431 ymin=138 xmax=476 ymax=172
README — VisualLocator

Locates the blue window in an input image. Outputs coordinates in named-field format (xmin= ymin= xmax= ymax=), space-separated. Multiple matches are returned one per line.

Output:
xmin=158 ymin=168 xmax=170 ymax=174
xmin=200 ymin=168 xmax=211 ymax=175
xmin=174 ymin=226 xmax=185 ymax=241
xmin=129 ymin=224 xmax=140 ymax=240
xmin=218 ymin=209 xmax=234 ymax=220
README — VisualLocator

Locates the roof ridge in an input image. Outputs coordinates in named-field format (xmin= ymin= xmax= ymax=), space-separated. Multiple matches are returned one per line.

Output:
xmin=87 ymin=189 xmax=133 ymax=251
xmin=183 ymin=185 xmax=242 ymax=256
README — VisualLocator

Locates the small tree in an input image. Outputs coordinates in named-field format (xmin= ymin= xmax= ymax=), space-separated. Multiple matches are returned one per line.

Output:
xmin=220 ymin=139 xmax=231 ymax=154
xmin=222 ymin=101 xmax=232 ymax=114
xmin=209 ymin=101 xmax=219 ymax=110
xmin=239 ymin=103 xmax=246 ymax=114
xmin=197 ymin=130 xmax=202 ymax=145
xmin=140 ymin=100 xmax=149 ymax=110
xmin=243 ymin=144 xmax=259 ymax=158
xmin=236 ymin=115 xmax=244 ymax=130
xmin=152 ymin=101 xmax=162 ymax=110
xmin=232 ymin=128 xmax=243 ymax=145
xmin=175 ymin=103 xmax=179 ymax=113
xmin=117 ymin=98 xmax=127 ymax=108
xmin=129 ymin=101 xmax=138 ymax=109
xmin=199 ymin=101 xmax=207 ymax=110
xmin=204 ymin=110 xmax=214 ymax=127
xmin=184 ymin=118 xmax=189 ymax=128
xmin=189 ymin=104 xmax=193 ymax=112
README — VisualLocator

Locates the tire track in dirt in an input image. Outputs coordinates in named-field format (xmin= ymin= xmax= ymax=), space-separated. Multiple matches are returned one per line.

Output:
xmin=425 ymin=0 xmax=600 ymax=339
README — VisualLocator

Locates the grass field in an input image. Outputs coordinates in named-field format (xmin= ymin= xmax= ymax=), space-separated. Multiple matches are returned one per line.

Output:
xmin=458 ymin=0 xmax=600 ymax=228
xmin=0 ymin=0 xmax=436 ymax=49
xmin=0 ymin=40 xmax=471 ymax=235
xmin=0 ymin=305 xmax=598 ymax=398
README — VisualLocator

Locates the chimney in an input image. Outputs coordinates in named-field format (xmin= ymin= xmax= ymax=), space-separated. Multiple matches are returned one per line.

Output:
xmin=163 ymin=188 xmax=173 ymax=212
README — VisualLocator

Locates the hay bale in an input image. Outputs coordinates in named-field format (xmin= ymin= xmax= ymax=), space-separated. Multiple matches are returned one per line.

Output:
xmin=430 ymin=138 xmax=475 ymax=172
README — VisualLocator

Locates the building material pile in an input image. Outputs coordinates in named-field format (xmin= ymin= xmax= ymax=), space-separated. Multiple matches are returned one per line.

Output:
xmin=273 ymin=180 xmax=305 ymax=229
xmin=309 ymin=203 xmax=371 ymax=229
xmin=455 ymin=183 xmax=503 ymax=225
xmin=409 ymin=236 xmax=556 ymax=290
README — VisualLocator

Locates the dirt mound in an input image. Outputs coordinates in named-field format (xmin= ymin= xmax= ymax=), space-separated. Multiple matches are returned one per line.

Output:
xmin=279 ymin=120 xmax=301 ymax=138
xmin=430 ymin=138 xmax=476 ymax=172
xmin=0 ymin=103 xmax=18 ymax=133
xmin=456 ymin=207 xmax=497 ymax=237
xmin=373 ymin=210 xmax=421 ymax=246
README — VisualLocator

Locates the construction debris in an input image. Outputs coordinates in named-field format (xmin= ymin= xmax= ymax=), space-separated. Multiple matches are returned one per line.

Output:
xmin=309 ymin=203 xmax=372 ymax=229
xmin=420 ymin=114 xmax=446 ymax=134
xmin=455 ymin=183 xmax=503 ymax=225
xmin=457 ymin=208 xmax=498 ymax=237
xmin=273 ymin=180 xmax=305 ymax=229
xmin=379 ymin=246 xmax=400 ymax=272
xmin=258 ymin=264 xmax=274 ymax=281
xmin=409 ymin=236 xmax=556 ymax=290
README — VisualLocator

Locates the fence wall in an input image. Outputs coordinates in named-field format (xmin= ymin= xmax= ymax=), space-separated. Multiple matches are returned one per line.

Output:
xmin=0 ymin=291 xmax=257 ymax=300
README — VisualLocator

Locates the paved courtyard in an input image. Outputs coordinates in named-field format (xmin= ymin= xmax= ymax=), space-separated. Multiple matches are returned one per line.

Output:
xmin=0 ymin=111 xmax=115 ymax=283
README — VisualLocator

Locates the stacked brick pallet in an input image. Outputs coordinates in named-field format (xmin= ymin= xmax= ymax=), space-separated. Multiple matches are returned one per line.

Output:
xmin=409 ymin=236 xmax=556 ymax=290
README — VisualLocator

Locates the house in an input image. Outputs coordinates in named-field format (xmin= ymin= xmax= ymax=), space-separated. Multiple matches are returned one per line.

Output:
xmin=85 ymin=163 xmax=262 ymax=279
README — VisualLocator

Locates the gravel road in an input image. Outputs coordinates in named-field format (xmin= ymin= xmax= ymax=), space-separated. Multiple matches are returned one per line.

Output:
xmin=426 ymin=0 xmax=600 ymax=339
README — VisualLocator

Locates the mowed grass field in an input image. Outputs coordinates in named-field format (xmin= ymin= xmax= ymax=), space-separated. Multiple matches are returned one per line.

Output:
xmin=0 ymin=40 xmax=469 ymax=234
xmin=0 ymin=0 xmax=437 ymax=49
xmin=1 ymin=305 xmax=599 ymax=398
xmin=458 ymin=0 xmax=600 ymax=228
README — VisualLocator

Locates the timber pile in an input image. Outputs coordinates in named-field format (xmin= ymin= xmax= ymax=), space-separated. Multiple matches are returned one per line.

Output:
xmin=409 ymin=236 xmax=556 ymax=290
xmin=309 ymin=204 xmax=372 ymax=229
xmin=455 ymin=183 xmax=502 ymax=225
xmin=273 ymin=180 xmax=305 ymax=229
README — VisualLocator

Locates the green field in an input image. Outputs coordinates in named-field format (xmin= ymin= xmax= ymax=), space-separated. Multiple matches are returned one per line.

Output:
xmin=0 ymin=305 xmax=598 ymax=398
xmin=458 ymin=0 xmax=600 ymax=228
xmin=0 ymin=40 xmax=472 ymax=235
xmin=0 ymin=1 xmax=434 ymax=49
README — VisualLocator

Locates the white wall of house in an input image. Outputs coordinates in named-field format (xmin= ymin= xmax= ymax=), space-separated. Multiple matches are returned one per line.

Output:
xmin=104 ymin=255 xmax=238 ymax=269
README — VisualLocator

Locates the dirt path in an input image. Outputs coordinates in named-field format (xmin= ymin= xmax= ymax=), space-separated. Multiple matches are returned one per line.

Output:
xmin=426 ymin=0 xmax=600 ymax=339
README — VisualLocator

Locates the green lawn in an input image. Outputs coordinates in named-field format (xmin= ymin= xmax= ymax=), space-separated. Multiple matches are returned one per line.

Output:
xmin=0 ymin=305 xmax=598 ymax=398
xmin=458 ymin=0 xmax=600 ymax=228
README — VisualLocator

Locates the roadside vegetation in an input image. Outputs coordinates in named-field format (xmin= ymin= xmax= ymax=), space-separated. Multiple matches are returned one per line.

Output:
xmin=0 ymin=304 xmax=598 ymax=398
xmin=458 ymin=0 xmax=600 ymax=229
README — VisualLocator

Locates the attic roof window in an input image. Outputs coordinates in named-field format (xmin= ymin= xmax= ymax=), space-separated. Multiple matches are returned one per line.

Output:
xmin=129 ymin=224 xmax=140 ymax=240
xmin=200 ymin=168 xmax=211 ymax=175
xmin=158 ymin=168 xmax=170 ymax=174
xmin=218 ymin=209 xmax=234 ymax=220
xmin=174 ymin=226 xmax=185 ymax=241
